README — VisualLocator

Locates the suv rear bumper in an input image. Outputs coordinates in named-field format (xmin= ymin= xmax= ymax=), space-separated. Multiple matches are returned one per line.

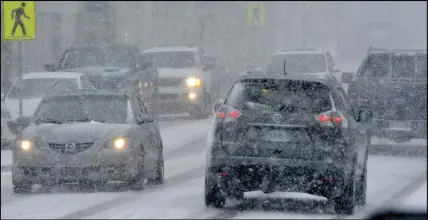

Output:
xmin=206 ymin=145 xmax=354 ymax=197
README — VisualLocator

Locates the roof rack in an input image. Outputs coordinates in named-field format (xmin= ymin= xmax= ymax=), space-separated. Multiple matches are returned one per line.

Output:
xmin=368 ymin=47 xmax=427 ymax=54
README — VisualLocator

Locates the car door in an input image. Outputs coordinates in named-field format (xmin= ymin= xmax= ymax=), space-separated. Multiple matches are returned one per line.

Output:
xmin=335 ymin=86 xmax=367 ymax=176
xmin=135 ymin=97 xmax=160 ymax=173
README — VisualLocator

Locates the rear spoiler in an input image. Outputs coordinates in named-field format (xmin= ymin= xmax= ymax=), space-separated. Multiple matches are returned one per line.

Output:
xmin=368 ymin=47 xmax=427 ymax=54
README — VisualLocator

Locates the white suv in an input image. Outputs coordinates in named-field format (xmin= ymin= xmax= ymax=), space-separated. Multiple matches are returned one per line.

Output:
xmin=142 ymin=45 xmax=212 ymax=118
xmin=264 ymin=48 xmax=341 ymax=80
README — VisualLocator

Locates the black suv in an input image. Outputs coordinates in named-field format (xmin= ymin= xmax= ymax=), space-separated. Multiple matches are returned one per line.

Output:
xmin=342 ymin=48 xmax=427 ymax=143
xmin=205 ymin=73 xmax=371 ymax=215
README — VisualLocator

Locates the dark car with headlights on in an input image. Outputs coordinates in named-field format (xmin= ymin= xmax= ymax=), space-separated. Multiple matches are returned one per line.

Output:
xmin=205 ymin=73 xmax=371 ymax=215
xmin=342 ymin=48 xmax=427 ymax=144
xmin=9 ymin=90 xmax=164 ymax=193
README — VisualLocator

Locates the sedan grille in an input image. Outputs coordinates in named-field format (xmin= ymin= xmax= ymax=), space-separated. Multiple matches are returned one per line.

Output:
xmin=48 ymin=143 xmax=94 ymax=154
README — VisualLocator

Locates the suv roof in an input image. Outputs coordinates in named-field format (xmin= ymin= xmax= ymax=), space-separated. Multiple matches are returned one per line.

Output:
xmin=240 ymin=72 xmax=341 ymax=88
xmin=367 ymin=47 xmax=427 ymax=55
xmin=144 ymin=45 xmax=201 ymax=53
xmin=273 ymin=48 xmax=326 ymax=55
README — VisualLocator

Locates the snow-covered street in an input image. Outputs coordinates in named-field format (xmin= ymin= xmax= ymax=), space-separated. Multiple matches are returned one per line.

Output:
xmin=1 ymin=116 xmax=427 ymax=219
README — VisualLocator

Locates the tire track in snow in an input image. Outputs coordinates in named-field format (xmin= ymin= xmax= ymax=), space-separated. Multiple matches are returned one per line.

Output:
xmin=58 ymin=137 xmax=208 ymax=219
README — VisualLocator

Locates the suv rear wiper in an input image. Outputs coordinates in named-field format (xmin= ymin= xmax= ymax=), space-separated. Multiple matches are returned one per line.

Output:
xmin=277 ymin=104 xmax=308 ymax=112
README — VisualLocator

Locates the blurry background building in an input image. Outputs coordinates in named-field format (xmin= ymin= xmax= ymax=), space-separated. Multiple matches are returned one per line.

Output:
xmin=1 ymin=1 xmax=426 ymax=92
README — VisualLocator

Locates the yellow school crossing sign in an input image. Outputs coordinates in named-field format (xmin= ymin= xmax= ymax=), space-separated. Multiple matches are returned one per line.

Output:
xmin=2 ymin=1 xmax=36 ymax=41
xmin=247 ymin=2 xmax=265 ymax=28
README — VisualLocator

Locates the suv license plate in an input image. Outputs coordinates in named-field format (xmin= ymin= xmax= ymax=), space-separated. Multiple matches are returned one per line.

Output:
xmin=263 ymin=130 xmax=290 ymax=142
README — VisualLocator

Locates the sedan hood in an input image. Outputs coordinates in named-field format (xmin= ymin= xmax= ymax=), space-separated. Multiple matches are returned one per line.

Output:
xmin=157 ymin=67 xmax=201 ymax=78
xmin=24 ymin=122 xmax=134 ymax=144
xmin=4 ymin=98 xmax=43 ymax=120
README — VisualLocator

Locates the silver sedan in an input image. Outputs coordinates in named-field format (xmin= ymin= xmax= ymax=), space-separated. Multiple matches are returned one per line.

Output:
xmin=9 ymin=90 xmax=164 ymax=193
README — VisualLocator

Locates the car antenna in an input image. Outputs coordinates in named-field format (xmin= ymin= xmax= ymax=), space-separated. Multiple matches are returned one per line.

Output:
xmin=283 ymin=59 xmax=287 ymax=75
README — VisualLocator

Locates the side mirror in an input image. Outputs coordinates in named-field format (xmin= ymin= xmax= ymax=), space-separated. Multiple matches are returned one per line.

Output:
xmin=44 ymin=64 xmax=56 ymax=72
xmin=213 ymin=99 xmax=224 ymax=112
xmin=356 ymin=110 xmax=372 ymax=123
xmin=7 ymin=116 xmax=30 ymax=135
xmin=341 ymin=72 xmax=355 ymax=83
xmin=136 ymin=116 xmax=154 ymax=124
xmin=7 ymin=121 xmax=18 ymax=136
xmin=17 ymin=116 xmax=31 ymax=127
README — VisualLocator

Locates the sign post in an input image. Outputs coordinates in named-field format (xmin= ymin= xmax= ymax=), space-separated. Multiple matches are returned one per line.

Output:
xmin=2 ymin=1 xmax=36 ymax=118
xmin=247 ymin=2 xmax=265 ymax=28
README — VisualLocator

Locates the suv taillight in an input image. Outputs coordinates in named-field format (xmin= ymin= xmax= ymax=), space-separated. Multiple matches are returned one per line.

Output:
xmin=215 ymin=105 xmax=241 ymax=122
xmin=317 ymin=110 xmax=348 ymax=128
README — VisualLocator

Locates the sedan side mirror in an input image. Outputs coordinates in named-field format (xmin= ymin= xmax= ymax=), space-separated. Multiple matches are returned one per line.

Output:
xmin=44 ymin=64 xmax=56 ymax=72
xmin=213 ymin=99 xmax=224 ymax=112
xmin=341 ymin=72 xmax=355 ymax=83
xmin=7 ymin=116 xmax=30 ymax=136
xmin=136 ymin=116 xmax=154 ymax=124
xmin=356 ymin=110 xmax=372 ymax=123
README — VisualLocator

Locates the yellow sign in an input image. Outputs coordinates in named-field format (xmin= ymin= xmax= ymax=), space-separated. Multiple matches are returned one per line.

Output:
xmin=247 ymin=2 xmax=265 ymax=28
xmin=2 ymin=1 xmax=36 ymax=41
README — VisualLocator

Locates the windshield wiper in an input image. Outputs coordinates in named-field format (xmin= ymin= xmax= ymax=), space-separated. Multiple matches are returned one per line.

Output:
xmin=35 ymin=118 xmax=63 ymax=125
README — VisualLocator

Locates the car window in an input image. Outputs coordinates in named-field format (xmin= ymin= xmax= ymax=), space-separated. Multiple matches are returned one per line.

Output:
xmin=60 ymin=47 xmax=137 ymax=69
xmin=336 ymin=87 xmax=352 ymax=112
xmin=137 ymin=98 xmax=148 ymax=115
xmin=416 ymin=53 xmax=427 ymax=79
xmin=80 ymin=76 xmax=92 ymax=89
xmin=142 ymin=51 xmax=198 ymax=68
xmin=1 ymin=108 xmax=11 ymax=119
xmin=225 ymin=79 xmax=332 ymax=114
xmin=391 ymin=54 xmax=415 ymax=78
xmin=7 ymin=78 xmax=79 ymax=99
xmin=360 ymin=54 xmax=390 ymax=78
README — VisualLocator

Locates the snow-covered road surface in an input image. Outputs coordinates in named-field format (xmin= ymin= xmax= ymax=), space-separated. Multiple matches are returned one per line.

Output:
xmin=1 ymin=116 xmax=427 ymax=219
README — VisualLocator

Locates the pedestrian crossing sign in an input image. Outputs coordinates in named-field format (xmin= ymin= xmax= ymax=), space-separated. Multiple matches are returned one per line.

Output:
xmin=2 ymin=1 xmax=36 ymax=41
xmin=247 ymin=2 xmax=265 ymax=28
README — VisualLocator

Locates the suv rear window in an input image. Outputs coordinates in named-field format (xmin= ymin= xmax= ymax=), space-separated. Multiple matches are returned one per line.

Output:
xmin=225 ymin=79 xmax=332 ymax=113
xmin=360 ymin=52 xmax=427 ymax=78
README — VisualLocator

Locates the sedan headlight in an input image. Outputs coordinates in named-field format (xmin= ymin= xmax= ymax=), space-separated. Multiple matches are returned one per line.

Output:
xmin=111 ymin=137 xmax=128 ymax=150
xmin=19 ymin=140 xmax=32 ymax=151
xmin=186 ymin=77 xmax=202 ymax=87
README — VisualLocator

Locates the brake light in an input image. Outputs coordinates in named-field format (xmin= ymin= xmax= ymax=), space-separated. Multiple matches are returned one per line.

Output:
xmin=317 ymin=111 xmax=346 ymax=127
xmin=216 ymin=106 xmax=241 ymax=120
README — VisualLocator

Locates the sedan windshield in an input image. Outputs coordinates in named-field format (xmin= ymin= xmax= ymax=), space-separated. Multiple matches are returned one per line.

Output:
xmin=7 ymin=78 xmax=79 ymax=99
xmin=32 ymin=96 xmax=135 ymax=124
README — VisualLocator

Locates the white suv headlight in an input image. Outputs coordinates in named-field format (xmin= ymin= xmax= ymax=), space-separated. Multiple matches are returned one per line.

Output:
xmin=186 ymin=77 xmax=201 ymax=87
